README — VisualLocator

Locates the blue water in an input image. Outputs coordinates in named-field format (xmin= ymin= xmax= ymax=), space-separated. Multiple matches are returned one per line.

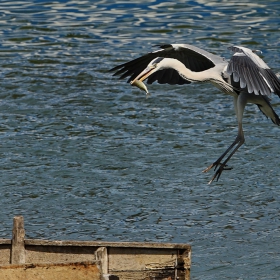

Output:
xmin=0 ymin=1 xmax=280 ymax=279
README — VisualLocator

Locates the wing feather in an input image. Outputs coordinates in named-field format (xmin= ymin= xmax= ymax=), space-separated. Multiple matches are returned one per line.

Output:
xmin=227 ymin=46 xmax=280 ymax=97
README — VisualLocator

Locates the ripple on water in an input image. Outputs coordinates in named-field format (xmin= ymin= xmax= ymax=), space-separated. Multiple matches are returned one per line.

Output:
xmin=0 ymin=1 xmax=280 ymax=279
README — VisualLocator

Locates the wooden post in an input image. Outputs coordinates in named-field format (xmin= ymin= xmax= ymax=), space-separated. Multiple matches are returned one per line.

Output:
xmin=11 ymin=216 xmax=25 ymax=264
xmin=95 ymin=247 xmax=108 ymax=275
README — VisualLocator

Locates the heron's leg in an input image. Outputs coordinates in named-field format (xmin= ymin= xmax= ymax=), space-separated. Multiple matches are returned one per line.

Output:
xmin=207 ymin=127 xmax=244 ymax=184
xmin=202 ymin=133 xmax=242 ymax=173
xmin=203 ymin=95 xmax=239 ymax=173
xmin=203 ymin=92 xmax=248 ymax=183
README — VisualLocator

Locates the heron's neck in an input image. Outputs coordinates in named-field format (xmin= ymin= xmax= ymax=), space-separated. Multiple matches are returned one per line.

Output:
xmin=163 ymin=58 xmax=212 ymax=82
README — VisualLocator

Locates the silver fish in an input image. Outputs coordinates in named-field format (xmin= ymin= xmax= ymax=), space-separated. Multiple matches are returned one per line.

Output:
xmin=130 ymin=79 xmax=150 ymax=97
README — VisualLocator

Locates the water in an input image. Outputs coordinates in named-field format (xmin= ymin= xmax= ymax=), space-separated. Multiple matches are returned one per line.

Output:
xmin=0 ymin=0 xmax=280 ymax=279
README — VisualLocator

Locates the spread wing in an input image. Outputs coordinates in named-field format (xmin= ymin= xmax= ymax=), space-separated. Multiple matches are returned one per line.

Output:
xmin=226 ymin=46 xmax=280 ymax=97
xmin=110 ymin=44 xmax=225 ymax=85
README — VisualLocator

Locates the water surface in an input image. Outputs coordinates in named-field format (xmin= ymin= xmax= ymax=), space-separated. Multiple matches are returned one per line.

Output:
xmin=0 ymin=1 xmax=280 ymax=279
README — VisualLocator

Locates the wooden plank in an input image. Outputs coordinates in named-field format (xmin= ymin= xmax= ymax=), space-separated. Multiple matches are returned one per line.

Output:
xmin=109 ymin=270 xmax=175 ymax=280
xmin=0 ymin=262 xmax=101 ymax=280
xmin=108 ymin=247 xmax=178 ymax=271
xmin=0 ymin=245 xmax=11 ymax=265
xmin=25 ymin=245 xmax=97 ymax=264
xmin=177 ymin=248 xmax=191 ymax=280
xmin=11 ymin=216 xmax=25 ymax=264
xmin=108 ymin=247 xmax=191 ymax=280
xmin=0 ymin=239 xmax=11 ymax=245
xmin=24 ymin=239 xmax=191 ymax=250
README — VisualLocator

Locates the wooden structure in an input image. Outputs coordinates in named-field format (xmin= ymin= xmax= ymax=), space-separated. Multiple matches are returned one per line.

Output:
xmin=0 ymin=216 xmax=191 ymax=280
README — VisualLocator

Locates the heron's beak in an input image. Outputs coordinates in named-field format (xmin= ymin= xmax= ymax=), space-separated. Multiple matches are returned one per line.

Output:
xmin=132 ymin=65 xmax=156 ymax=83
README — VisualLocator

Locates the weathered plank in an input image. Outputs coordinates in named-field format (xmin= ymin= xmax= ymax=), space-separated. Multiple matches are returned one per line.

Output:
xmin=24 ymin=239 xmax=191 ymax=249
xmin=25 ymin=245 xmax=97 ymax=264
xmin=109 ymin=247 xmax=178 ymax=271
xmin=11 ymin=216 xmax=25 ymax=264
xmin=108 ymin=247 xmax=190 ymax=280
xmin=0 ymin=262 xmax=101 ymax=280
xmin=0 ymin=244 xmax=10 ymax=264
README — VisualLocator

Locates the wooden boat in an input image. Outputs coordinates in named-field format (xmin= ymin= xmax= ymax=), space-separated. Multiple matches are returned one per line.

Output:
xmin=0 ymin=216 xmax=191 ymax=280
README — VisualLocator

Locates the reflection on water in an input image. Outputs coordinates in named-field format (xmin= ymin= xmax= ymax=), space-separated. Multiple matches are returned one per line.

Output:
xmin=0 ymin=1 xmax=280 ymax=279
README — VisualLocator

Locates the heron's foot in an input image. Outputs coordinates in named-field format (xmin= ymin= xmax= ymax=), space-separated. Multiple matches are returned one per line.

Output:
xmin=203 ymin=161 xmax=222 ymax=173
xmin=202 ymin=163 xmax=215 ymax=173
xmin=203 ymin=161 xmax=232 ymax=173
xmin=207 ymin=163 xmax=232 ymax=184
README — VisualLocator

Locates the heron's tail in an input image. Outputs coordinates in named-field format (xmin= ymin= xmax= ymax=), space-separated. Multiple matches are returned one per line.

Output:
xmin=257 ymin=96 xmax=280 ymax=126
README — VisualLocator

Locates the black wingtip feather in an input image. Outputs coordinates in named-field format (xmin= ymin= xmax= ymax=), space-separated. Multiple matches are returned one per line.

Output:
xmin=153 ymin=44 xmax=173 ymax=49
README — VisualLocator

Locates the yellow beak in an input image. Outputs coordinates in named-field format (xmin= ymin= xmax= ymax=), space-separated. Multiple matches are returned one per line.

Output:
xmin=131 ymin=66 xmax=155 ymax=84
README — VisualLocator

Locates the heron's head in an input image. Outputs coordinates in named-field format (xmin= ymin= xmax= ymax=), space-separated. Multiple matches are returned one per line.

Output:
xmin=132 ymin=57 xmax=166 ymax=83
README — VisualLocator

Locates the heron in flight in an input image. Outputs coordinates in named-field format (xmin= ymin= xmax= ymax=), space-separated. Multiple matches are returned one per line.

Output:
xmin=110 ymin=44 xmax=280 ymax=184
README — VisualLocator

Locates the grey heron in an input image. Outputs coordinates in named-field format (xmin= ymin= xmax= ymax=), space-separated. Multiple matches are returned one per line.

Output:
xmin=110 ymin=44 xmax=280 ymax=184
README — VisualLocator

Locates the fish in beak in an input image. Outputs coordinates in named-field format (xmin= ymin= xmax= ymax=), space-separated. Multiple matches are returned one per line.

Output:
xmin=130 ymin=79 xmax=150 ymax=96
xmin=130 ymin=65 xmax=156 ymax=97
